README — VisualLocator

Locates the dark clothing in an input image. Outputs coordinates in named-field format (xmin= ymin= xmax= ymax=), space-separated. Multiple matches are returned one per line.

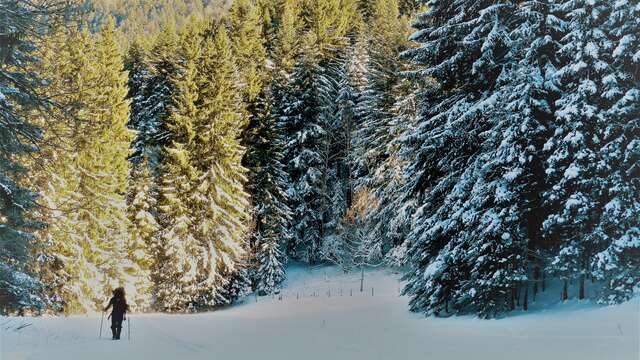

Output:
xmin=108 ymin=297 xmax=128 ymax=318
xmin=111 ymin=318 xmax=123 ymax=340
xmin=106 ymin=296 xmax=128 ymax=340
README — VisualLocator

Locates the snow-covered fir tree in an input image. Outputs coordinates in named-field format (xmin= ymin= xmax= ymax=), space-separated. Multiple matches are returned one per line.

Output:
xmin=128 ymin=22 xmax=180 ymax=170
xmin=32 ymin=21 xmax=150 ymax=313
xmin=279 ymin=40 xmax=331 ymax=263
xmin=127 ymin=156 xmax=158 ymax=311
xmin=227 ymin=0 xmax=292 ymax=294
xmin=155 ymin=143 xmax=199 ymax=311
xmin=245 ymin=101 xmax=292 ymax=294
xmin=320 ymin=40 xmax=368 ymax=269
xmin=191 ymin=25 xmax=251 ymax=306
xmin=0 ymin=0 xmax=65 ymax=313
xmin=156 ymin=22 xmax=251 ymax=310
xmin=544 ymin=0 xmax=640 ymax=303
xmin=155 ymin=23 xmax=207 ymax=311
xmin=351 ymin=0 xmax=413 ymax=265
xmin=592 ymin=0 xmax=640 ymax=304
xmin=125 ymin=41 xmax=152 ymax=165
xmin=400 ymin=1 xmax=560 ymax=317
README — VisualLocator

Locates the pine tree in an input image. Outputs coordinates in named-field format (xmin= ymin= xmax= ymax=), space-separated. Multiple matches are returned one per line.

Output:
xmin=592 ymin=0 xmax=640 ymax=304
xmin=256 ymin=234 xmax=287 ymax=294
xmin=191 ymin=25 xmax=251 ymax=306
xmin=400 ymin=1 xmax=560 ymax=317
xmin=321 ymin=40 xmax=368 ymax=268
xmin=544 ymin=0 xmax=640 ymax=303
xmin=127 ymin=156 xmax=158 ymax=310
xmin=125 ymin=40 xmax=153 ymax=165
xmin=228 ymin=0 xmax=268 ymax=102
xmin=243 ymin=92 xmax=292 ymax=293
xmin=271 ymin=0 xmax=302 ymax=74
xmin=155 ymin=22 xmax=203 ymax=311
xmin=78 ymin=20 xmax=148 ymax=312
xmin=156 ymin=143 xmax=199 ymax=311
xmin=352 ymin=0 xmax=407 ymax=191
xmin=350 ymin=0 xmax=413 ymax=264
xmin=279 ymin=39 xmax=331 ymax=263
xmin=0 ymin=0 xmax=70 ymax=314
xmin=32 ymin=20 xmax=150 ymax=313
xmin=302 ymin=0 xmax=360 ymax=57
xmin=130 ymin=21 xmax=180 ymax=172
xmin=227 ymin=0 xmax=292 ymax=293
xmin=31 ymin=28 xmax=95 ymax=313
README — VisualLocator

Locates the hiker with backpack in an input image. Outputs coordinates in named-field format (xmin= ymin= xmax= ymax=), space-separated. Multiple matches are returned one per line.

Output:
xmin=103 ymin=287 xmax=129 ymax=340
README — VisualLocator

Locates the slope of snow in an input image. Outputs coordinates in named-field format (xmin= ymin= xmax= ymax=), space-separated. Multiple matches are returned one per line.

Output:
xmin=1 ymin=265 xmax=638 ymax=360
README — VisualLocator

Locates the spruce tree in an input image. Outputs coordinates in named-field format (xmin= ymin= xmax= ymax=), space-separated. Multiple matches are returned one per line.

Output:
xmin=32 ymin=21 xmax=150 ymax=313
xmin=351 ymin=0 xmax=413 ymax=264
xmin=156 ymin=144 xmax=199 ymax=311
xmin=227 ymin=0 xmax=292 ymax=293
xmin=78 ymin=20 xmax=148 ymax=312
xmin=0 ymin=0 xmax=70 ymax=313
xmin=592 ymin=0 xmax=640 ymax=304
xmin=31 ymin=28 xmax=95 ymax=313
xmin=321 ymin=40 xmax=368 ymax=268
xmin=155 ymin=22 xmax=203 ymax=311
xmin=544 ymin=0 xmax=640 ymax=303
xmin=127 ymin=156 xmax=158 ymax=310
xmin=125 ymin=40 xmax=153 ymax=165
xmin=279 ymin=39 xmax=331 ymax=263
xmin=228 ymin=0 xmax=268 ymax=102
xmin=400 ymin=1 xmax=559 ymax=317
xmin=130 ymin=22 xmax=180 ymax=172
xmin=192 ymin=25 xmax=251 ymax=306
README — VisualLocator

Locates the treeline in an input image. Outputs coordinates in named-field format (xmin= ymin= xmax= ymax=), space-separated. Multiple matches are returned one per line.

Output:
xmin=1 ymin=0 xmax=638 ymax=318
xmin=86 ymin=0 xmax=232 ymax=44
xmin=1 ymin=0 xmax=419 ymax=314
xmin=402 ymin=0 xmax=640 ymax=318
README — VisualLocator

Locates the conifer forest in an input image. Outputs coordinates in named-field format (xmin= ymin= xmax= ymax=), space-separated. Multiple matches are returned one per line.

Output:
xmin=1 ymin=0 xmax=639 ymax=324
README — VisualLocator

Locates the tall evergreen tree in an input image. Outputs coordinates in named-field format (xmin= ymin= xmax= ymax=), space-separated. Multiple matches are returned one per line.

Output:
xmin=279 ymin=40 xmax=332 ymax=263
xmin=350 ymin=0 xmax=413 ymax=264
xmin=321 ymin=40 xmax=368 ymax=268
xmin=156 ymin=23 xmax=251 ymax=310
xmin=250 ymin=110 xmax=292 ymax=293
xmin=129 ymin=22 xmax=180 ymax=171
xmin=127 ymin=156 xmax=158 ymax=310
xmin=400 ymin=1 xmax=561 ymax=317
xmin=592 ymin=0 xmax=640 ymax=304
xmin=192 ymin=25 xmax=251 ymax=306
xmin=155 ymin=22 xmax=204 ymax=311
xmin=0 ymin=0 xmax=71 ymax=314
xmin=228 ymin=0 xmax=268 ymax=102
xmin=227 ymin=0 xmax=291 ymax=293
xmin=33 ymin=20 xmax=150 ymax=313
xmin=544 ymin=0 xmax=640 ymax=303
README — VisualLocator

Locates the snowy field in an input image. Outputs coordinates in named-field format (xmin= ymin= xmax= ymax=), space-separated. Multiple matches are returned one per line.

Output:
xmin=1 ymin=265 xmax=638 ymax=360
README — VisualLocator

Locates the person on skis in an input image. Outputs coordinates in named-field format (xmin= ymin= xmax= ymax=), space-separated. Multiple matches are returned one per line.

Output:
xmin=103 ymin=287 xmax=129 ymax=340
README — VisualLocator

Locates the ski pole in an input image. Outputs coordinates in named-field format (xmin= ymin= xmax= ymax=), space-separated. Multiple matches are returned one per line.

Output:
xmin=128 ymin=317 xmax=131 ymax=341
xmin=99 ymin=312 xmax=104 ymax=339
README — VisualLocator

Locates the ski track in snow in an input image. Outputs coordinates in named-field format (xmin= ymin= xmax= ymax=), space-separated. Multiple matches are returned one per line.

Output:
xmin=1 ymin=265 xmax=638 ymax=360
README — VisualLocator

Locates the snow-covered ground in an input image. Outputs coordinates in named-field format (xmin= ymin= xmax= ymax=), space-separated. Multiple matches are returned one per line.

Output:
xmin=1 ymin=265 xmax=638 ymax=360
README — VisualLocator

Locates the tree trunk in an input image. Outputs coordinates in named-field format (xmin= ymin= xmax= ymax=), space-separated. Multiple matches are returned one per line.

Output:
xmin=542 ymin=272 xmax=546 ymax=292
xmin=562 ymin=279 xmax=568 ymax=301
xmin=533 ymin=267 xmax=539 ymax=302
xmin=579 ymin=274 xmax=585 ymax=300
xmin=510 ymin=286 xmax=516 ymax=311
xmin=523 ymin=284 xmax=529 ymax=311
